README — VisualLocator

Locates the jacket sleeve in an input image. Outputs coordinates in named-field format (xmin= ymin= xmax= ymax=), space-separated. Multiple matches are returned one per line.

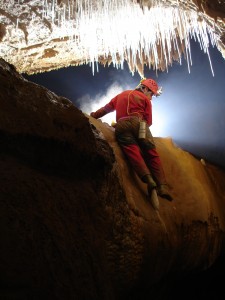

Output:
xmin=90 ymin=96 xmax=116 ymax=119
xmin=144 ymin=99 xmax=152 ymax=126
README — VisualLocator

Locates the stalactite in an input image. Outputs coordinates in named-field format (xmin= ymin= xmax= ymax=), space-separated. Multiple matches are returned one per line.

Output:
xmin=0 ymin=0 xmax=222 ymax=75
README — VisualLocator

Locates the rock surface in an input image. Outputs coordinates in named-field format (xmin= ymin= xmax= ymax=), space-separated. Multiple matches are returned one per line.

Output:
xmin=0 ymin=58 xmax=225 ymax=300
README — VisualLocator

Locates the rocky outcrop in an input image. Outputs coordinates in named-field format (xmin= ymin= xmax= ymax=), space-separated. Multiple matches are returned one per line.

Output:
xmin=0 ymin=58 xmax=225 ymax=300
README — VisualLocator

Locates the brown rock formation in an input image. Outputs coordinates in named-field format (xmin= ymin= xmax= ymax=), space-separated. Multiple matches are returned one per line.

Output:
xmin=0 ymin=58 xmax=225 ymax=299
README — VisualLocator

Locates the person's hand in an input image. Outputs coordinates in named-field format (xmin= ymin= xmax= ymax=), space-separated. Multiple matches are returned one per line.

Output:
xmin=90 ymin=112 xmax=96 ymax=118
xmin=111 ymin=121 xmax=117 ymax=127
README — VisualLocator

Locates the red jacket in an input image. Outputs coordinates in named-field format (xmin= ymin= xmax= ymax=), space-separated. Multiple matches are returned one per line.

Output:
xmin=103 ymin=90 xmax=152 ymax=126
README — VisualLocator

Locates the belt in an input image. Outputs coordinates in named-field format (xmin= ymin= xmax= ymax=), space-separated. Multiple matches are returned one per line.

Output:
xmin=118 ymin=116 xmax=142 ymax=122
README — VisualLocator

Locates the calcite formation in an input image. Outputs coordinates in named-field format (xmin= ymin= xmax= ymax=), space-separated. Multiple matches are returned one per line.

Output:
xmin=0 ymin=0 xmax=224 ymax=76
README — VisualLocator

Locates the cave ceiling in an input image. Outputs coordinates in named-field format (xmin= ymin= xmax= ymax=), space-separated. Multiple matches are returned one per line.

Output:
xmin=0 ymin=0 xmax=224 ymax=77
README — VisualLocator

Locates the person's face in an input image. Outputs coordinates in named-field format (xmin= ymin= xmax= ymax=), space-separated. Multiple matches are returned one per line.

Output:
xmin=144 ymin=87 xmax=154 ymax=100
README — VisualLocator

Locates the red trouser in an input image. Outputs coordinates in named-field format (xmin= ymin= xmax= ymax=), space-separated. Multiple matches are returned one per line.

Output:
xmin=115 ymin=117 xmax=167 ymax=185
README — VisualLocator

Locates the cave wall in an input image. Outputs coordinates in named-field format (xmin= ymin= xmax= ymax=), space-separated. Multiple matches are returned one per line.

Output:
xmin=0 ymin=58 xmax=225 ymax=299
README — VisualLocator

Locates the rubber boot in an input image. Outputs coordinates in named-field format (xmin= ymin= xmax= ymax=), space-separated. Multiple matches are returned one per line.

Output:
xmin=142 ymin=174 xmax=157 ymax=193
xmin=150 ymin=188 xmax=159 ymax=210
xmin=142 ymin=174 xmax=159 ymax=210
xmin=157 ymin=184 xmax=173 ymax=201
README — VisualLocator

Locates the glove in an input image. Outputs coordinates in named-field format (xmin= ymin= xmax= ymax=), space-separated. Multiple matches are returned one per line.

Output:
xmin=111 ymin=121 xmax=117 ymax=128
xmin=90 ymin=112 xmax=97 ymax=118
xmin=90 ymin=107 xmax=107 ymax=119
